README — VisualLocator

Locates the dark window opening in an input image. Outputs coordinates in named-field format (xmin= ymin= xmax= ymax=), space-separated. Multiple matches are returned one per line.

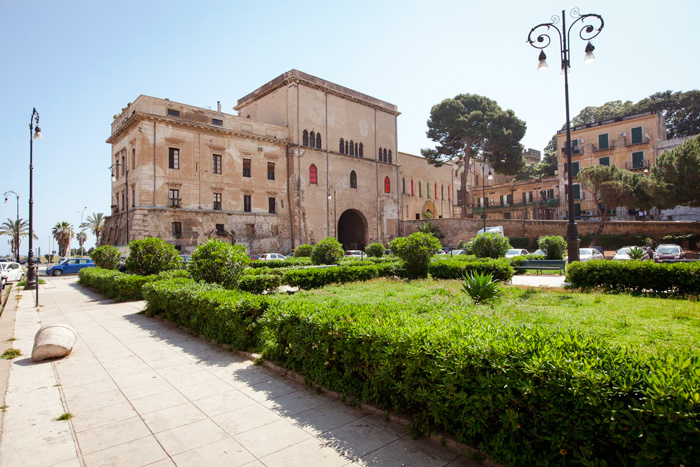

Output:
xmin=212 ymin=154 xmax=222 ymax=174
xmin=216 ymin=223 xmax=225 ymax=235
xmin=350 ymin=170 xmax=357 ymax=189
xmin=267 ymin=162 xmax=275 ymax=180
xmin=169 ymin=147 xmax=179 ymax=170
xmin=388 ymin=150 xmax=392 ymax=164
xmin=168 ymin=189 xmax=180 ymax=207
xmin=302 ymin=130 xmax=309 ymax=147
xmin=243 ymin=159 xmax=251 ymax=178
xmin=172 ymin=222 xmax=182 ymax=236
xmin=244 ymin=194 xmax=252 ymax=212
xmin=212 ymin=118 xmax=223 ymax=126
xmin=359 ymin=142 xmax=363 ymax=157
xmin=316 ymin=133 xmax=322 ymax=149
xmin=167 ymin=109 xmax=180 ymax=117
xmin=213 ymin=193 xmax=222 ymax=211
xmin=268 ymin=197 xmax=276 ymax=214
xmin=339 ymin=138 xmax=344 ymax=154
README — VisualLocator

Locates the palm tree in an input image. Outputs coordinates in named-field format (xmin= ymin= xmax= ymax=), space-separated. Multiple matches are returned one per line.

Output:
xmin=0 ymin=218 xmax=37 ymax=260
xmin=76 ymin=231 xmax=87 ymax=256
xmin=52 ymin=222 xmax=74 ymax=257
xmin=80 ymin=212 xmax=105 ymax=246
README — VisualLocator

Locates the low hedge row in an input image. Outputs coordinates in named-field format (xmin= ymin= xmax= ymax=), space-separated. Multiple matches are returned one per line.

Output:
xmin=260 ymin=299 xmax=699 ymax=465
xmin=249 ymin=257 xmax=312 ymax=268
xmin=428 ymin=258 xmax=514 ymax=282
xmin=78 ymin=267 xmax=189 ymax=301
xmin=282 ymin=263 xmax=403 ymax=290
xmin=567 ymin=260 xmax=700 ymax=296
xmin=238 ymin=274 xmax=282 ymax=294
xmin=142 ymin=278 xmax=273 ymax=350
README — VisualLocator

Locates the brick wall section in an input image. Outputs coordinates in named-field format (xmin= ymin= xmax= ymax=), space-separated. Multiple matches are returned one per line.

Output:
xmin=402 ymin=218 xmax=700 ymax=248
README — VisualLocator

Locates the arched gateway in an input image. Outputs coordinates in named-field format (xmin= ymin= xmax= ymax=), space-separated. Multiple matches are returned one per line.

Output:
xmin=337 ymin=209 xmax=367 ymax=251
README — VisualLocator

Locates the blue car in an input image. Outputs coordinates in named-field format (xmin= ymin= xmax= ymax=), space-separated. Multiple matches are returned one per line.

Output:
xmin=46 ymin=258 xmax=95 ymax=276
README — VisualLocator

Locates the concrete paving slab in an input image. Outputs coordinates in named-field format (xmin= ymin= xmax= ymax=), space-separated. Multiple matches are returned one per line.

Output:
xmin=0 ymin=276 xmax=482 ymax=466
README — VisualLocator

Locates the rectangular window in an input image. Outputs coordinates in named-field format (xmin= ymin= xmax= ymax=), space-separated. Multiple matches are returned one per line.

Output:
xmin=121 ymin=155 xmax=126 ymax=176
xmin=599 ymin=157 xmax=610 ymax=166
xmin=244 ymin=194 xmax=252 ymax=212
xmin=213 ymin=193 xmax=222 ymax=211
xmin=168 ymin=189 xmax=180 ymax=207
xmin=121 ymin=192 xmax=125 ymax=211
xmin=169 ymin=148 xmax=180 ymax=170
xmin=167 ymin=109 xmax=181 ymax=117
xmin=573 ymin=184 xmax=581 ymax=200
xmin=212 ymin=154 xmax=222 ymax=174
xmin=504 ymin=212 xmax=511 ymax=220
xmin=172 ymin=222 xmax=182 ymax=236
xmin=632 ymin=151 xmax=645 ymax=169
xmin=131 ymin=187 xmax=135 ymax=207
xmin=211 ymin=118 xmax=223 ymax=126
xmin=571 ymin=161 xmax=580 ymax=177
xmin=598 ymin=133 xmax=609 ymax=150
xmin=131 ymin=148 xmax=136 ymax=169
xmin=267 ymin=162 xmax=275 ymax=180
xmin=243 ymin=159 xmax=251 ymax=178
xmin=114 ymin=156 xmax=120 ymax=180
xmin=268 ymin=197 xmax=276 ymax=214
xmin=631 ymin=126 xmax=643 ymax=144
xmin=216 ymin=224 xmax=225 ymax=235
xmin=574 ymin=203 xmax=582 ymax=218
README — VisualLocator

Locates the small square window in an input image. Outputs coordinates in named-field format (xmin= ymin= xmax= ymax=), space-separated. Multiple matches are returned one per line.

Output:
xmin=167 ymin=109 xmax=181 ymax=117
xmin=244 ymin=195 xmax=252 ymax=212
xmin=212 ymin=118 xmax=223 ymax=126
xmin=215 ymin=224 xmax=225 ymax=235
xmin=243 ymin=159 xmax=251 ymax=178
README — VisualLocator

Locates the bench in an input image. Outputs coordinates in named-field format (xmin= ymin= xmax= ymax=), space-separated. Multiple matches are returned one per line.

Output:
xmin=513 ymin=260 xmax=566 ymax=275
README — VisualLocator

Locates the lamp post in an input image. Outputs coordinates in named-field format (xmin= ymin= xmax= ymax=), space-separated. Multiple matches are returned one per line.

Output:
xmin=527 ymin=8 xmax=604 ymax=263
xmin=109 ymin=163 xmax=129 ymax=244
xmin=25 ymin=108 xmax=42 ymax=291
xmin=3 ymin=191 xmax=20 ymax=263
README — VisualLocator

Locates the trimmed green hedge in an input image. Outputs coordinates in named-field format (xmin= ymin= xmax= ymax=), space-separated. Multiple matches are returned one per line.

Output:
xmin=238 ymin=274 xmax=282 ymax=294
xmin=249 ymin=257 xmax=312 ymax=268
xmin=428 ymin=258 xmax=514 ymax=282
xmin=567 ymin=260 xmax=700 ymax=296
xmin=282 ymin=263 xmax=403 ymax=290
xmin=261 ymin=299 xmax=700 ymax=465
xmin=142 ymin=278 xmax=273 ymax=350
xmin=78 ymin=267 xmax=189 ymax=301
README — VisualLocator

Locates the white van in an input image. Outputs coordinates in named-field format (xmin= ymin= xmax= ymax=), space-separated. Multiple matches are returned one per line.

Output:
xmin=476 ymin=226 xmax=504 ymax=235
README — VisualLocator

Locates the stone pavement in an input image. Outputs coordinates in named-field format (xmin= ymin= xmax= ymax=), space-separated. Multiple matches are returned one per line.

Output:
xmin=510 ymin=274 xmax=566 ymax=288
xmin=0 ymin=277 xmax=479 ymax=467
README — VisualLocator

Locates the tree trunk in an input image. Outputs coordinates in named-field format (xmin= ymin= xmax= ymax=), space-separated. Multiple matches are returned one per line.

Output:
xmin=589 ymin=206 xmax=609 ymax=247
xmin=460 ymin=166 xmax=468 ymax=218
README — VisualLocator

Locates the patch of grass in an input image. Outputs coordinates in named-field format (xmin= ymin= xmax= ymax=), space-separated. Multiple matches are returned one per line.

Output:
xmin=0 ymin=405 xmax=8 ymax=412
xmin=6 ymin=337 xmax=18 ymax=342
xmin=292 ymin=278 xmax=700 ymax=355
xmin=55 ymin=413 xmax=72 ymax=421
xmin=1 ymin=348 xmax=22 ymax=359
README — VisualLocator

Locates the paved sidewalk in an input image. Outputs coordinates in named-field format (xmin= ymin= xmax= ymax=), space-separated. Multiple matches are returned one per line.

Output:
xmin=0 ymin=277 xmax=478 ymax=467
xmin=510 ymin=274 xmax=566 ymax=288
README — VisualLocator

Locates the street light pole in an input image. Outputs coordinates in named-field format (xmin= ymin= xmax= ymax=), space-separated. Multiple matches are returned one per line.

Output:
xmin=482 ymin=164 xmax=486 ymax=233
xmin=4 ymin=191 xmax=20 ymax=263
xmin=527 ymin=8 xmax=604 ymax=263
xmin=25 ymin=108 xmax=42 ymax=291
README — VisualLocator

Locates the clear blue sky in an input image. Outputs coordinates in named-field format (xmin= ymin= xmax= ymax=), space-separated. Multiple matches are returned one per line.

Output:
xmin=1 ymin=0 xmax=698 ymax=255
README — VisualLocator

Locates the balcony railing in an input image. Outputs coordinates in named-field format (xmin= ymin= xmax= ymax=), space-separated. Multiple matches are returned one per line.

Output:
xmin=561 ymin=147 xmax=584 ymax=156
xmin=592 ymin=143 xmax=615 ymax=152
xmin=625 ymin=159 xmax=650 ymax=170
xmin=625 ymin=136 xmax=650 ymax=147
xmin=473 ymin=197 xmax=560 ymax=213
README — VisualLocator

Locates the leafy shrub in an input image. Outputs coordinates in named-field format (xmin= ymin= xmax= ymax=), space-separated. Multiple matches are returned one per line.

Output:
xmin=579 ymin=234 xmax=649 ymax=250
xmin=416 ymin=221 xmax=443 ymax=238
xmin=428 ymin=258 xmax=514 ymax=283
xmin=142 ymin=278 xmax=272 ymax=350
xmin=627 ymin=246 xmax=646 ymax=260
xmin=249 ymin=257 xmax=312 ymax=268
xmin=282 ymin=263 xmax=402 ymax=290
xmin=294 ymin=244 xmax=313 ymax=257
xmin=125 ymin=237 xmax=180 ymax=275
xmin=389 ymin=232 xmax=441 ymax=279
xmin=461 ymin=271 xmax=500 ymax=304
xmin=188 ymin=240 xmax=250 ymax=289
xmin=661 ymin=233 xmax=698 ymax=249
xmin=567 ymin=260 xmax=700 ymax=297
xmin=538 ymin=235 xmax=567 ymax=260
xmin=261 ymin=299 xmax=700 ymax=466
xmin=470 ymin=233 xmax=510 ymax=259
xmin=508 ymin=237 xmax=530 ymax=249
xmin=90 ymin=245 xmax=121 ymax=270
xmin=310 ymin=237 xmax=344 ymax=265
xmin=365 ymin=243 xmax=385 ymax=258
xmin=78 ymin=267 xmax=181 ymax=301
xmin=238 ymin=274 xmax=282 ymax=294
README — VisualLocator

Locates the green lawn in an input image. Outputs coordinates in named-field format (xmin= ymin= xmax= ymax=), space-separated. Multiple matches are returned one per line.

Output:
xmin=293 ymin=278 xmax=700 ymax=356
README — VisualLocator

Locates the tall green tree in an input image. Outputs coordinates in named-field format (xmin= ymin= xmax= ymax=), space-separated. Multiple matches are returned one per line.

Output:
xmin=80 ymin=212 xmax=105 ymax=246
xmin=571 ymin=100 xmax=635 ymax=127
xmin=76 ymin=231 xmax=88 ymax=256
xmin=578 ymin=166 xmax=630 ymax=247
xmin=421 ymin=94 xmax=526 ymax=217
xmin=651 ymin=135 xmax=700 ymax=208
xmin=52 ymin=222 xmax=74 ymax=257
xmin=0 ymin=218 xmax=36 ymax=260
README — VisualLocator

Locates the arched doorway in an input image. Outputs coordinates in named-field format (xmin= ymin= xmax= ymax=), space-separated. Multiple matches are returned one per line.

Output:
xmin=337 ymin=209 xmax=367 ymax=251
xmin=422 ymin=201 xmax=437 ymax=219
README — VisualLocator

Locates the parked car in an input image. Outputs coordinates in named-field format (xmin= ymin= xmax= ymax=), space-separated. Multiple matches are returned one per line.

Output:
xmin=0 ymin=262 xmax=25 ymax=282
xmin=46 ymin=258 xmax=95 ymax=276
xmin=448 ymin=249 xmax=465 ymax=256
xmin=654 ymin=244 xmax=685 ymax=262
xmin=612 ymin=246 xmax=637 ymax=261
xmin=532 ymin=249 xmax=545 ymax=256
xmin=504 ymin=249 xmax=529 ymax=259
xmin=247 ymin=253 xmax=260 ymax=261
xmin=579 ymin=248 xmax=605 ymax=262
xmin=344 ymin=250 xmax=366 ymax=259
xmin=259 ymin=253 xmax=286 ymax=261
xmin=476 ymin=225 xmax=504 ymax=235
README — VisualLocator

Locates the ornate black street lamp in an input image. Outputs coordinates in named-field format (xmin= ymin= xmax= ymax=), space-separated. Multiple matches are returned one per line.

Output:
xmin=4 ymin=190 xmax=20 ymax=263
xmin=109 ymin=162 xmax=129 ymax=244
xmin=527 ymin=8 xmax=604 ymax=263
xmin=25 ymin=108 xmax=42 ymax=290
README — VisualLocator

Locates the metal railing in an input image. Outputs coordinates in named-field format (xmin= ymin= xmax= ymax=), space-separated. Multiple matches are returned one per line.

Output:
xmin=625 ymin=159 xmax=649 ymax=170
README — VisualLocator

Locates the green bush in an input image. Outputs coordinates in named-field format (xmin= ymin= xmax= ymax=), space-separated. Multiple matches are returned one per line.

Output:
xmin=261 ymin=299 xmax=700 ymax=466
xmin=470 ymin=233 xmax=510 ymax=259
xmin=661 ymin=233 xmax=698 ymax=249
xmin=310 ymin=237 xmax=344 ymax=265
xmin=249 ymin=257 xmax=312 ymax=269
xmin=238 ymin=274 xmax=282 ymax=294
xmin=142 ymin=278 xmax=273 ymax=350
xmin=78 ymin=267 xmax=183 ymax=301
xmin=365 ymin=243 xmax=385 ymax=258
xmin=188 ymin=240 xmax=250 ymax=289
xmin=125 ymin=237 xmax=180 ymax=275
xmin=90 ymin=245 xmax=121 ymax=270
xmin=282 ymin=263 xmax=402 ymax=290
xmin=428 ymin=258 xmax=514 ymax=282
xmin=579 ymin=234 xmax=649 ymax=250
xmin=567 ymin=260 xmax=700 ymax=297
xmin=538 ymin=235 xmax=567 ymax=260
xmin=294 ymin=244 xmax=313 ymax=257
xmin=389 ymin=232 xmax=441 ymax=279
xmin=461 ymin=271 xmax=500 ymax=304
xmin=508 ymin=237 xmax=530 ymax=249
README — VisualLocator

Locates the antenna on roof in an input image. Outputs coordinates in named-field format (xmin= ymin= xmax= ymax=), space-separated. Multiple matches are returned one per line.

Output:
xmin=217 ymin=101 xmax=221 ymax=112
